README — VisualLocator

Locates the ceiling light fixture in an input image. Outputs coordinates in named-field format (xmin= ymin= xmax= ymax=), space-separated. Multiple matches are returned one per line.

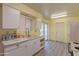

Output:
xmin=51 ymin=12 xmax=67 ymax=19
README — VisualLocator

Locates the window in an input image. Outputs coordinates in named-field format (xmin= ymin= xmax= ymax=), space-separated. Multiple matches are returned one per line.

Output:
xmin=25 ymin=16 xmax=32 ymax=32
xmin=40 ymin=22 xmax=44 ymax=36
xmin=25 ymin=16 xmax=33 ymax=37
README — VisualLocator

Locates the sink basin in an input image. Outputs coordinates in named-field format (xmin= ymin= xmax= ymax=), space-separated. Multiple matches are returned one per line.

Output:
xmin=75 ymin=47 xmax=79 ymax=50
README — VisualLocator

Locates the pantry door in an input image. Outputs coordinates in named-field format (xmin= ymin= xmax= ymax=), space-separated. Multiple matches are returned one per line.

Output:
xmin=56 ymin=22 xmax=65 ymax=42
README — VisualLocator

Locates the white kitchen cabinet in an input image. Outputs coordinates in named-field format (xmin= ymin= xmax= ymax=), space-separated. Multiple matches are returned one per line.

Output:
xmin=4 ymin=46 xmax=25 ymax=56
xmin=4 ymin=42 xmax=29 ymax=56
xmin=27 ymin=39 xmax=40 ymax=55
xmin=2 ymin=4 xmax=20 ymax=28
xmin=26 ymin=40 xmax=34 ymax=55
xmin=32 ymin=39 xmax=40 ymax=53
xmin=1 ymin=37 xmax=43 ymax=56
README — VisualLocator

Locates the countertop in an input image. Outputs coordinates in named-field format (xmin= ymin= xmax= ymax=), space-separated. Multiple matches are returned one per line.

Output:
xmin=2 ymin=36 xmax=44 ymax=46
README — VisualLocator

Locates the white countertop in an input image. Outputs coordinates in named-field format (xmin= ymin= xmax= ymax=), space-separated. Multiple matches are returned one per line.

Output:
xmin=2 ymin=36 xmax=44 ymax=46
xmin=2 ymin=38 xmax=29 ymax=46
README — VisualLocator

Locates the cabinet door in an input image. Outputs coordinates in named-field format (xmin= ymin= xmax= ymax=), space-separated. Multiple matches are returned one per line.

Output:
xmin=26 ymin=40 xmax=34 ymax=55
xmin=3 ymin=5 xmax=20 ymax=28
xmin=5 ymin=47 xmax=25 ymax=56
xmin=27 ymin=39 xmax=40 ymax=55
xmin=4 ymin=39 xmax=41 ymax=56
xmin=19 ymin=41 xmax=31 ymax=56
xmin=4 ymin=42 xmax=29 ymax=56
xmin=33 ymin=39 xmax=40 ymax=53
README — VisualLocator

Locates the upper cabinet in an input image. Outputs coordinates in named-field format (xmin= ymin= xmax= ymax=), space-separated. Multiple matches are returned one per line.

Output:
xmin=0 ymin=4 xmax=20 ymax=28
xmin=3 ymin=5 xmax=20 ymax=28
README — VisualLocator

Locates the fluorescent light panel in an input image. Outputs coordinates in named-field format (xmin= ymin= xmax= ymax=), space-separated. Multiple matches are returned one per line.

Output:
xmin=51 ymin=12 xmax=67 ymax=18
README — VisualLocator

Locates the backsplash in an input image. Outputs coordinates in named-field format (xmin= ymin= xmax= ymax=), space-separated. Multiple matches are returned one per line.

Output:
xmin=0 ymin=29 xmax=16 ymax=35
xmin=0 ymin=29 xmax=16 ymax=41
xmin=0 ymin=28 xmax=40 ymax=41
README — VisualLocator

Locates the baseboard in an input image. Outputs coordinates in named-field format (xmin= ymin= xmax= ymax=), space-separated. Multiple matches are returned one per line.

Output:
xmin=50 ymin=40 xmax=68 ymax=44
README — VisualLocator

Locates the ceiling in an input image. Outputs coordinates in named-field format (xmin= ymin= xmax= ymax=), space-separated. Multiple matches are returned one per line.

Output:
xmin=24 ymin=3 xmax=79 ymax=18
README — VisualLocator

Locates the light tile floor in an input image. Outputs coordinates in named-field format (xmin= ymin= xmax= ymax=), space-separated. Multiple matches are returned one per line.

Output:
xmin=36 ymin=40 xmax=71 ymax=56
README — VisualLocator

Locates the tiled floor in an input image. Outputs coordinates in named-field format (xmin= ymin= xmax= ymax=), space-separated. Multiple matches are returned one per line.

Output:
xmin=36 ymin=40 xmax=71 ymax=56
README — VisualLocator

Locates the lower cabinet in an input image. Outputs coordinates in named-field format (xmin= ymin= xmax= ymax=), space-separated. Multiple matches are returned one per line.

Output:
xmin=4 ymin=42 xmax=29 ymax=56
xmin=28 ymin=39 xmax=41 ymax=55
xmin=4 ymin=39 xmax=41 ymax=56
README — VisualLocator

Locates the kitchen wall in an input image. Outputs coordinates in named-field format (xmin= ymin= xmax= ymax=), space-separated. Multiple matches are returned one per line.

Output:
xmin=49 ymin=16 xmax=79 ymax=43
xmin=67 ymin=16 xmax=79 ymax=43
